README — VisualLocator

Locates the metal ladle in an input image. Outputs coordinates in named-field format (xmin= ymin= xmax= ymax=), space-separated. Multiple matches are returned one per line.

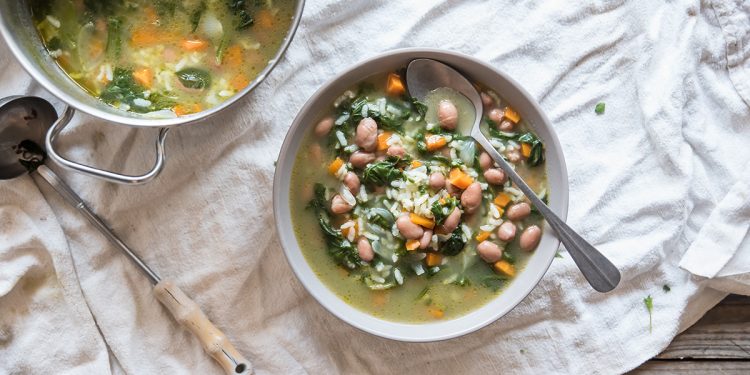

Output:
xmin=0 ymin=96 xmax=251 ymax=374
xmin=406 ymin=59 xmax=621 ymax=293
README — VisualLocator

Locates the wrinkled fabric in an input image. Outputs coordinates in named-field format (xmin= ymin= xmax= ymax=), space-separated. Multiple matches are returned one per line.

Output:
xmin=1 ymin=0 xmax=749 ymax=374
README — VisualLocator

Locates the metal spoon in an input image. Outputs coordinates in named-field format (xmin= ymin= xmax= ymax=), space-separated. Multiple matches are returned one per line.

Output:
xmin=406 ymin=59 xmax=621 ymax=293
xmin=0 ymin=96 xmax=252 ymax=374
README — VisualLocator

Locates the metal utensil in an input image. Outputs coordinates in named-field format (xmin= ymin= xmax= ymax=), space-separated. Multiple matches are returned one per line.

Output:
xmin=406 ymin=59 xmax=621 ymax=292
xmin=0 ymin=96 xmax=252 ymax=374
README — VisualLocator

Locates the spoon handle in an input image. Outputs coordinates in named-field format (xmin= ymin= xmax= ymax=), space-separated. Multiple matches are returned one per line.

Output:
xmin=33 ymin=165 xmax=253 ymax=373
xmin=472 ymin=132 xmax=621 ymax=292
xmin=34 ymin=165 xmax=161 ymax=283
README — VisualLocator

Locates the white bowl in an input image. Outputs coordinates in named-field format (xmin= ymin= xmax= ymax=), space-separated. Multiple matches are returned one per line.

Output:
xmin=273 ymin=48 xmax=569 ymax=342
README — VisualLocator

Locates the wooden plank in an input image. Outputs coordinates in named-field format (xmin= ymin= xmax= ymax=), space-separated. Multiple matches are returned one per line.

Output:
xmin=656 ymin=294 xmax=750 ymax=360
xmin=632 ymin=360 xmax=750 ymax=374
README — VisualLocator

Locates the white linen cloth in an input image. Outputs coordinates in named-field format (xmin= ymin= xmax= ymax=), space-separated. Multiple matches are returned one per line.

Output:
xmin=2 ymin=0 xmax=750 ymax=373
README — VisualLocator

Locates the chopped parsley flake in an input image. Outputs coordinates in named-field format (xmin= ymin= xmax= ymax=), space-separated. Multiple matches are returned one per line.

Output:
xmin=644 ymin=295 xmax=653 ymax=333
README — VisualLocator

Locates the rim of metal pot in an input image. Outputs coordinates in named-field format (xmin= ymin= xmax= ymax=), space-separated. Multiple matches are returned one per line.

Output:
xmin=0 ymin=0 xmax=305 ymax=128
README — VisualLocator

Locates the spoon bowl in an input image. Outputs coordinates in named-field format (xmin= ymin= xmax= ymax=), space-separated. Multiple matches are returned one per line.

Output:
xmin=406 ymin=59 xmax=621 ymax=292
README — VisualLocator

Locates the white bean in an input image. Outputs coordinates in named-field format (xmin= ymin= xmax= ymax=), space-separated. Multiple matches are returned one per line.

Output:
xmin=314 ymin=116 xmax=334 ymax=137
xmin=507 ymin=202 xmax=531 ymax=221
xmin=343 ymin=172 xmax=360 ymax=194
xmin=386 ymin=145 xmax=406 ymax=157
xmin=476 ymin=241 xmax=503 ymax=263
xmin=349 ymin=151 xmax=376 ymax=169
xmin=488 ymin=108 xmax=504 ymax=125
xmin=520 ymin=225 xmax=542 ymax=251
xmin=460 ymin=182 xmax=482 ymax=214
xmin=479 ymin=152 xmax=492 ymax=171
xmin=357 ymin=237 xmax=374 ymax=262
xmin=396 ymin=215 xmax=424 ymax=240
xmin=438 ymin=100 xmax=458 ymax=130
xmin=499 ymin=119 xmax=515 ymax=132
xmin=330 ymin=194 xmax=353 ymax=214
xmin=484 ymin=168 xmax=507 ymax=185
xmin=441 ymin=208 xmax=461 ymax=233
xmin=496 ymin=221 xmax=517 ymax=242
xmin=481 ymin=92 xmax=494 ymax=109
xmin=355 ymin=117 xmax=378 ymax=152
xmin=429 ymin=173 xmax=445 ymax=190
xmin=419 ymin=230 xmax=433 ymax=250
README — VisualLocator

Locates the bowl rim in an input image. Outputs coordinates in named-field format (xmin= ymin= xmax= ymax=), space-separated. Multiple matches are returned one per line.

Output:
xmin=273 ymin=47 xmax=569 ymax=342
xmin=0 ymin=0 xmax=305 ymax=128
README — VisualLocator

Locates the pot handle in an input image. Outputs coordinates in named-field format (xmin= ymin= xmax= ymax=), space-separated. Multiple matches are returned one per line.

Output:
xmin=45 ymin=105 xmax=169 ymax=185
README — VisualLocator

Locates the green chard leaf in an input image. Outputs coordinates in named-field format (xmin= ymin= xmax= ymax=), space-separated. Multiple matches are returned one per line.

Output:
xmin=176 ymin=68 xmax=212 ymax=90
xmin=106 ymin=17 xmax=123 ymax=59
xmin=99 ymin=68 xmax=175 ymax=113
xmin=440 ymin=231 xmax=466 ymax=256
xmin=226 ymin=0 xmax=255 ymax=30
xmin=307 ymin=183 xmax=361 ymax=269
xmin=595 ymin=102 xmax=605 ymax=114
xmin=430 ymin=197 xmax=458 ymax=225
xmin=334 ymin=89 xmax=421 ymax=132
xmin=517 ymin=132 xmax=545 ymax=167
xmin=480 ymin=274 xmax=507 ymax=291
xmin=307 ymin=183 xmax=328 ymax=212
xmin=318 ymin=217 xmax=361 ymax=269
xmin=362 ymin=157 xmax=408 ymax=186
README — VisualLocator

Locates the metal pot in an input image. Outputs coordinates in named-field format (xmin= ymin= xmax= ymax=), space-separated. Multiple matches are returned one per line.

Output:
xmin=0 ymin=0 xmax=305 ymax=184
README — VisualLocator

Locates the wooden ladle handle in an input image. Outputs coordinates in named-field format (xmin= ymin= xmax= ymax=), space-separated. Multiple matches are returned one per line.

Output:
xmin=154 ymin=280 xmax=252 ymax=374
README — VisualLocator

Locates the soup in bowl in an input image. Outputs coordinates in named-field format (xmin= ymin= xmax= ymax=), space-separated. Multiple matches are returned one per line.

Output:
xmin=274 ymin=49 xmax=568 ymax=341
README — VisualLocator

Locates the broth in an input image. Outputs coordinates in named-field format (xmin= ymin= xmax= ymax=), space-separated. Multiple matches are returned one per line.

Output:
xmin=291 ymin=71 xmax=549 ymax=323
xmin=30 ymin=0 xmax=295 ymax=117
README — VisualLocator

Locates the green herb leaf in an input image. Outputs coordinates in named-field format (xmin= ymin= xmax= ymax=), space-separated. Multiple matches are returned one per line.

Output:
xmin=190 ymin=1 xmax=207 ymax=32
xmin=430 ymin=197 xmax=458 ymax=225
xmin=440 ymin=231 xmax=466 ymax=256
xmin=334 ymin=89 xmax=420 ymax=132
xmin=99 ymin=68 xmax=176 ymax=113
xmin=501 ymin=250 xmax=516 ymax=264
xmin=480 ymin=274 xmax=507 ymax=291
xmin=409 ymin=97 xmax=428 ymax=120
xmin=215 ymin=35 xmax=230 ymax=65
xmin=307 ymin=183 xmax=328 ymax=212
xmin=595 ymin=102 xmax=605 ymax=115
xmin=487 ymin=128 xmax=545 ymax=168
xmin=306 ymin=183 xmax=361 ymax=269
xmin=105 ymin=17 xmax=123 ymax=59
xmin=517 ymin=132 xmax=545 ymax=167
xmin=554 ymin=251 xmax=563 ymax=258
xmin=226 ymin=0 xmax=255 ymax=30
xmin=176 ymin=68 xmax=212 ymax=90
xmin=644 ymin=295 xmax=653 ymax=333
xmin=362 ymin=157 xmax=406 ymax=186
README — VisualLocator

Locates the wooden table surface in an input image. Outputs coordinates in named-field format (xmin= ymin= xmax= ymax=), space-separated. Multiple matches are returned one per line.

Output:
xmin=632 ymin=294 xmax=750 ymax=374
